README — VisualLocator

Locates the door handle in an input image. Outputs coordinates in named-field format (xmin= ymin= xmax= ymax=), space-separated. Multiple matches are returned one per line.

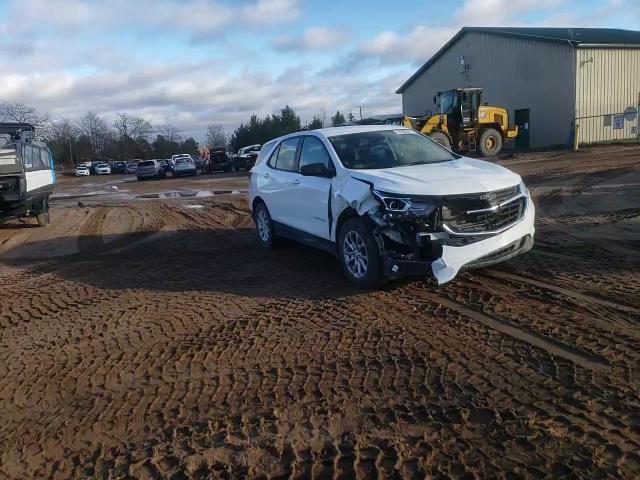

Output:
xmin=290 ymin=179 xmax=300 ymax=185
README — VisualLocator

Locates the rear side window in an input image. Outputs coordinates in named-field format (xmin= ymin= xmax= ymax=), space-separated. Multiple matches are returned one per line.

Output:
xmin=40 ymin=149 xmax=51 ymax=168
xmin=272 ymin=138 xmax=299 ymax=171
xmin=299 ymin=136 xmax=333 ymax=172
xmin=24 ymin=146 xmax=46 ymax=171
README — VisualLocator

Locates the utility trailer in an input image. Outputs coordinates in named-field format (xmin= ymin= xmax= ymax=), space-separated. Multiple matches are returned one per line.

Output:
xmin=0 ymin=123 xmax=56 ymax=226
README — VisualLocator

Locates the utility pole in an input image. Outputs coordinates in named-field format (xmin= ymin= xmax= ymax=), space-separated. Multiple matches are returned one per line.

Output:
xmin=359 ymin=106 xmax=363 ymax=121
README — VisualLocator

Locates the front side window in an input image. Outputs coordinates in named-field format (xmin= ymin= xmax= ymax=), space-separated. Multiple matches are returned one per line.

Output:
xmin=328 ymin=130 xmax=456 ymax=170
xmin=273 ymin=137 xmax=299 ymax=171
xmin=299 ymin=136 xmax=333 ymax=172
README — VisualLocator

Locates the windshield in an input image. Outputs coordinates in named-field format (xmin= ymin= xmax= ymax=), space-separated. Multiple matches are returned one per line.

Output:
xmin=328 ymin=129 xmax=456 ymax=170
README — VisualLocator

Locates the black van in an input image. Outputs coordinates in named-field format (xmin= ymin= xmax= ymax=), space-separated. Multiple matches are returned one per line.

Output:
xmin=0 ymin=123 xmax=56 ymax=226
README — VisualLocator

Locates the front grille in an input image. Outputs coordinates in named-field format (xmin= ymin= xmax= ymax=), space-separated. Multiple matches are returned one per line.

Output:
xmin=441 ymin=185 xmax=525 ymax=235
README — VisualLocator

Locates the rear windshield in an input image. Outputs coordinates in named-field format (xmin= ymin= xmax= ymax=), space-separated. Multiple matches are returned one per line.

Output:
xmin=0 ymin=144 xmax=21 ymax=174
xmin=138 ymin=161 xmax=155 ymax=167
xmin=176 ymin=158 xmax=192 ymax=164
xmin=328 ymin=129 xmax=456 ymax=170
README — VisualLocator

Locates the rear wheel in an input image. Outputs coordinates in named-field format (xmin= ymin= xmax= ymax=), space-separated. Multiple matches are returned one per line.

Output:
xmin=428 ymin=131 xmax=451 ymax=149
xmin=479 ymin=128 xmax=503 ymax=157
xmin=253 ymin=202 xmax=277 ymax=249
xmin=338 ymin=217 xmax=383 ymax=289
xmin=35 ymin=199 xmax=49 ymax=227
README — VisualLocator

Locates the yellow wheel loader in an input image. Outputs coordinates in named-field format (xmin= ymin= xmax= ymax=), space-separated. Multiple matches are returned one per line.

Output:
xmin=403 ymin=88 xmax=518 ymax=156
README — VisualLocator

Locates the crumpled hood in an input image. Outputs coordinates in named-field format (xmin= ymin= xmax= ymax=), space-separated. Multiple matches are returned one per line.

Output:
xmin=349 ymin=157 xmax=521 ymax=196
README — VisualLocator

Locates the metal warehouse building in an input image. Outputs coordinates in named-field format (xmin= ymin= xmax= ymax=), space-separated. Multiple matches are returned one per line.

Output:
xmin=397 ymin=27 xmax=640 ymax=149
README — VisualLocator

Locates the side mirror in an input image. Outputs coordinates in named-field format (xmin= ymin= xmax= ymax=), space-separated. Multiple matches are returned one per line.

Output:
xmin=300 ymin=162 xmax=334 ymax=178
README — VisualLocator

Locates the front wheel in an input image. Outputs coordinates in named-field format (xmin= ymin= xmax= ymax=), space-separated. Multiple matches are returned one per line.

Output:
xmin=479 ymin=128 xmax=503 ymax=157
xmin=428 ymin=131 xmax=451 ymax=149
xmin=338 ymin=217 xmax=383 ymax=289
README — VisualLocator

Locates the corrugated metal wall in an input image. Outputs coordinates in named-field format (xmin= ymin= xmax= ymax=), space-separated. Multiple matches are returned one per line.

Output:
xmin=401 ymin=32 xmax=576 ymax=148
xmin=575 ymin=48 xmax=640 ymax=144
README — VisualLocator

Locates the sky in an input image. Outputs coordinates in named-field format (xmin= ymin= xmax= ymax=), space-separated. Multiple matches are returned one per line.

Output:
xmin=0 ymin=0 xmax=638 ymax=142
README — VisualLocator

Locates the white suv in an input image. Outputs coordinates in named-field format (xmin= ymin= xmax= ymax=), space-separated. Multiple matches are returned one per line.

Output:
xmin=249 ymin=125 xmax=535 ymax=288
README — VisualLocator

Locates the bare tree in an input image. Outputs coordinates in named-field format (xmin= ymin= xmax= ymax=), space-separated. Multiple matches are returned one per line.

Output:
xmin=114 ymin=113 xmax=153 ymax=159
xmin=50 ymin=118 xmax=78 ymax=164
xmin=206 ymin=124 xmax=227 ymax=148
xmin=78 ymin=111 xmax=108 ymax=158
xmin=157 ymin=124 xmax=183 ymax=143
xmin=114 ymin=113 xmax=152 ymax=140
xmin=0 ymin=101 xmax=53 ymax=140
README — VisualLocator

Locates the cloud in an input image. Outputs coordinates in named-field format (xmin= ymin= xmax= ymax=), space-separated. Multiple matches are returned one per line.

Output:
xmin=454 ymin=0 xmax=566 ymax=25
xmin=2 ymin=0 xmax=300 ymax=42
xmin=352 ymin=25 xmax=458 ymax=66
xmin=272 ymin=27 xmax=351 ymax=52
xmin=0 ymin=59 xmax=402 ymax=139
xmin=241 ymin=0 xmax=301 ymax=26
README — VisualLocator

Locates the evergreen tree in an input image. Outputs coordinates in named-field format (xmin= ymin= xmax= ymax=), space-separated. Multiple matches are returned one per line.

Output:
xmin=331 ymin=110 xmax=346 ymax=126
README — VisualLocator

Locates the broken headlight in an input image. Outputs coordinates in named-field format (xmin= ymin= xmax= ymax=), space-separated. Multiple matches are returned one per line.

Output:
xmin=371 ymin=189 xmax=412 ymax=212
xmin=518 ymin=180 xmax=529 ymax=197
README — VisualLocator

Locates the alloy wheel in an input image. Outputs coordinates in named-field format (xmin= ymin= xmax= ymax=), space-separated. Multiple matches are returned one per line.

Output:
xmin=256 ymin=208 xmax=270 ymax=243
xmin=343 ymin=230 xmax=368 ymax=279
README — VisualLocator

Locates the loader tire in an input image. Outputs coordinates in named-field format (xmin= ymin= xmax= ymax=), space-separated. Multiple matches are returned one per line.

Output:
xmin=428 ymin=131 xmax=451 ymax=149
xmin=479 ymin=128 xmax=503 ymax=157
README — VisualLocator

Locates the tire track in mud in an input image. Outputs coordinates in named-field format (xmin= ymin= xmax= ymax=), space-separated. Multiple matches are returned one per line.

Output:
xmin=481 ymin=270 xmax=640 ymax=315
xmin=419 ymin=290 xmax=609 ymax=371
xmin=1 ymin=171 xmax=640 ymax=478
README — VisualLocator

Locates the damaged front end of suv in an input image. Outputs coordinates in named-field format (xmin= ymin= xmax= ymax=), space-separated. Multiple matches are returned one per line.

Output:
xmin=334 ymin=177 xmax=535 ymax=285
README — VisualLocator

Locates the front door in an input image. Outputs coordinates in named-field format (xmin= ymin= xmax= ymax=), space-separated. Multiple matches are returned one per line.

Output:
xmin=294 ymin=136 xmax=335 ymax=240
xmin=515 ymin=109 xmax=530 ymax=149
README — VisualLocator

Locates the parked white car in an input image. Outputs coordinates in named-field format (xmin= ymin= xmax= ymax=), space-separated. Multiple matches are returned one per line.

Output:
xmin=93 ymin=162 xmax=111 ymax=175
xmin=75 ymin=165 xmax=90 ymax=176
xmin=249 ymin=125 xmax=535 ymax=288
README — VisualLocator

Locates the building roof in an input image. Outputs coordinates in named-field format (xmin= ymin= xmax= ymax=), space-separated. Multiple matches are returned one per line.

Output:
xmin=396 ymin=27 xmax=640 ymax=94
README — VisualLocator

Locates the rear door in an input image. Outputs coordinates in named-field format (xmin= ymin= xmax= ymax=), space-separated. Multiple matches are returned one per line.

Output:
xmin=294 ymin=136 xmax=335 ymax=240
xmin=260 ymin=137 xmax=302 ymax=227
xmin=515 ymin=109 xmax=530 ymax=149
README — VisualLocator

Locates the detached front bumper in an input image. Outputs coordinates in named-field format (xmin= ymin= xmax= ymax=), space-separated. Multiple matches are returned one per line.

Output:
xmin=382 ymin=197 xmax=536 ymax=284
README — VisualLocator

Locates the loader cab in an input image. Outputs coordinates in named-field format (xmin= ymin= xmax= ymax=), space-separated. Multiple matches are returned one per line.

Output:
xmin=436 ymin=88 xmax=482 ymax=128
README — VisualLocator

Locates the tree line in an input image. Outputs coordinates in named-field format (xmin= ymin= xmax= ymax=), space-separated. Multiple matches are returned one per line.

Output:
xmin=0 ymin=100 xmax=354 ymax=166
xmin=227 ymin=106 xmax=349 ymax=152
xmin=0 ymin=101 xmax=200 ymax=167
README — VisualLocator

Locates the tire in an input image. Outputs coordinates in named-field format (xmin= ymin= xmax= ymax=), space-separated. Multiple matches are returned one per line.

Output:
xmin=479 ymin=128 xmax=503 ymax=157
xmin=253 ymin=202 xmax=277 ymax=249
xmin=428 ymin=131 xmax=451 ymax=149
xmin=338 ymin=217 xmax=383 ymax=289
xmin=35 ymin=199 xmax=49 ymax=227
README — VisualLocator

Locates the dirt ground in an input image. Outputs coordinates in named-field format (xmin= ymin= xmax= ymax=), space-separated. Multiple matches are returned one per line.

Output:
xmin=0 ymin=145 xmax=639 ymax=479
